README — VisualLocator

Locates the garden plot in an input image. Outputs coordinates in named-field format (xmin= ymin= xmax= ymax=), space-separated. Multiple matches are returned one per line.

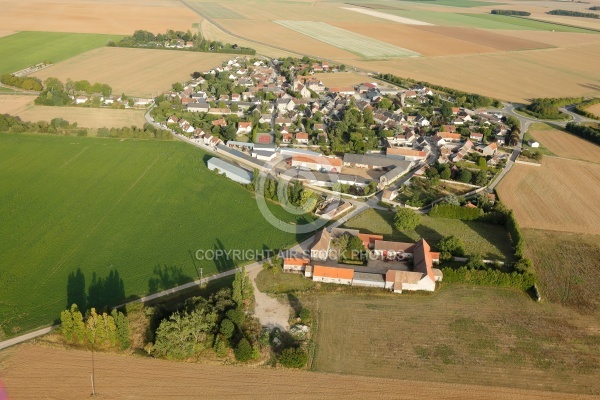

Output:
xmin=274 ymin=21 xmax=420 ymax=58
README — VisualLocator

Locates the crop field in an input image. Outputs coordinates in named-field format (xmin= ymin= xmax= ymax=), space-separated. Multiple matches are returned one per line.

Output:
xmin=311 ymin=287 xmax=600 ymax=395
xmin=587 ymin=103 xmax=600 ymax=118
xmin=32 ymin=47 xmax=229 ymax=97
xmin=526 ymin=123 xmax=600 ymax=163
xmin=0 ymin=30 xmax=14 ymax=38
xmin=0 ymin=31 xmax=123 ymax=75
xmin=343 ymin=208 xmax=513 ymax=261
xmin=385 ymin=9 xmax=598 ymax=32
xmin=312 ymin=72 xmax=375 ymax=88
xmin=342 ymin=7 xmax=433 ymax=25
xmin=355 ymin=42 xmax=600 ymax=101
xmin=274 ymin=21 xmax=420 ymax=58
xmin=397 ymin=0 xmax=502 ymax=7
xmin=524 ymin=228 xmax=600 ymax=313
xmin=2 ymin=345 xmax=595 ymax=399
xmin=497 ymin=158 xmax=600 ymax=234
xmin=0 ymin=95 xmax=147 ymax=129
xmin=0 ymin=0 xmax=200 ymax=35
xmin=185 ymin=1 xmax=245 ymax=19
xmin=0 ymin=134 xmax=311 ymax=337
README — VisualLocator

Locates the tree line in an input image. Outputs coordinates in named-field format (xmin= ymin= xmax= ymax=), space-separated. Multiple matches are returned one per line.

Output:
xmin=376 ymin=73 xmax=502 ymax=110
xmin=0 ymin=74 xmax=43 ymax=91
xmin=548 ymin=9 xmax=599 ymax=18
xmin=491 ymin=9 xmax=530 ymax=16
xmin=523 ymin=97 xmax=584 ymax=119
xmin=573 ymin=98 xmax=600 ymax=121
xmin=565 ymin=122 xmax=600 ymax=146
xmin=109 ymin=29 xmax=256 ymax=55
xmin=34 ymin=77 xmax=114 ymax=107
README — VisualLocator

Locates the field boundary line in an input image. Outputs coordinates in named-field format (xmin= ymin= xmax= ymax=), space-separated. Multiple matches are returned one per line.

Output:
xmin=44 ymin=154 xmax=162 ymax=279
xmin=59 ymin=146 xmax=88 ymax=169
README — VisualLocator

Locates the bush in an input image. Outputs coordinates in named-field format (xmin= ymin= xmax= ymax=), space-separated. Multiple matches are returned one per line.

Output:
xmin=523 ymin=97 xmax=583 ymax=120
xmin=438 ymin=236 xmax=465 ymax=260
xmin=394 ymin=208 xmax=420 ymax=231
xmin=505 ymin=211 xmax=525 ymax=258
xmin=278 ymin=347 xmax=308 ymax=368
xmin=548 ymin=9 xmax=599 ymax=18
xmin=220 ymin=318 xmax=235 ymax=339
xmin=234 ymin=338 xmax=254 ymax=362
xmin=565 ymin=122 xmax=600 ymax=146
xmin=0 ymin=74 xmax=43 ymax=91
xmin=429 ymin=204 xmax=483 ymax=220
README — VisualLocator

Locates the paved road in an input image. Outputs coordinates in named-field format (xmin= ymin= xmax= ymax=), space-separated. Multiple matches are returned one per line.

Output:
xmin=0 ymin=326 xmax=54 ymax=352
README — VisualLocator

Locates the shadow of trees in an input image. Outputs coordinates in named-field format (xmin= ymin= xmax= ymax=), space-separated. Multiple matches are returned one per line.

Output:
xmin=148 ymin=264 xmax=193 ymax=293
xmin=66 ymin=267 xmax=126 ymax=314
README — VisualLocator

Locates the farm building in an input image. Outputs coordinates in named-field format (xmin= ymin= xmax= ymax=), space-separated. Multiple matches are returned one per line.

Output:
xmin=207 ymin=157 xmax=253 ymax=185
xmin=283 ymin=258 xmax=310 ymax=274
xmin=312 ymin=265 xmax=354 ymax=285
xmin=352 ymin=272 xmax=385 ymax=288
xmin=291 ymin=155 xmax=342 ymax=172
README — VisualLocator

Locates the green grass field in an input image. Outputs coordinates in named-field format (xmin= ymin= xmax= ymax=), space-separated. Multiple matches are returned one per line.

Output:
xmin=0 ymin=133 xmax=312 ymax=338
xmin=0 ymin=31 xmax=124 ymax=75
xmin=342 ymin=208 xmax=514 ymax=261
xmin=388 ymin=10 xmax=598 ymax=32
xmin=309 ymin=287 xmax=600 ymax=394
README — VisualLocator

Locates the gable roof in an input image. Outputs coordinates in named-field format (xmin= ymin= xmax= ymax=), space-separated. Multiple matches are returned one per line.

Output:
xmin=311 ymin=229 xmax=332 ymax=252
xmin=313 ymin=265 xmax=354 ymax=280
xmin=412 ymin=239 xmax=435 ymax=282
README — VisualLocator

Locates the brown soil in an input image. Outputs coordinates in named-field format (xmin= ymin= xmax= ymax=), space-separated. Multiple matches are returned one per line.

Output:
xmin=529 ymin=124 xmax=600 ymax=163
xmin=0 ymin=343 xmax=597 ymax=399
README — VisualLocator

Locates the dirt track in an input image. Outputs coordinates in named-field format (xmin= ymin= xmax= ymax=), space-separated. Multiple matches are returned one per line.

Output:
xmin=0 ymin=344 xmax=597 ymax=399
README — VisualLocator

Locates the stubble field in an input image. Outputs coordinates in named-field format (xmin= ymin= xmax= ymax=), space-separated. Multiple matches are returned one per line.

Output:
xmin=587 ymin=103 xmax=600 ymax=118
xmin=523 ymin=228 xmax=600 ymax=313
xmin=2 ymin=344 xmax=594 ymax=400
xmin=312 ymin=72 xmax=373 ymax=88
xmin=527 ymin=123 xmax=600 ymax=163
xmin=32 ymin=47 xmax=229 ymax=97
xmin=0 ymin=0 xmax=200 ymax=35
xmin=311 ymin=286 xmax=600 ymax=395
xmin=0 ymin=134 xmax=307 ymax=337
xmin=0 ymin=96 xmax=147 ymax=129
xmin=496 ymin=158 xmax=600 ymax=234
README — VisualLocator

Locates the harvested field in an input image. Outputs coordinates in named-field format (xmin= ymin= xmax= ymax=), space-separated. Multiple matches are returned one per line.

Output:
xmin=274 ymin=20 xmax=420 ymax=58
xmin=417 ymin=26 xmax=551 ymax=51
xmin=332 ymin=22 xmax=496 ymax=56
xmin=217 ymin=20 xmax=357 ymax=60
xmin=497 ymin=30 xmax=600 ymax=46
xmin=2 ymin=344 xmax=596 ymax=399
xmin=32 ymin=47 xmax=229 ymax=97
xmin=0 ymin=95 xmax=146 ymax=129
xmin=587 ymin=103 xmax=600 ymax=118
xmin=0 ymin=0 xmax=200 ymax=35
xmin=527 ymin=123 xmax=600 ymax=163
xmin=199 ymin=19 xmax=299 ymax=59
xmin=496 ymin=157 xmax=600 ymax=234
xmin=0 ymin=30 xmax=14 ymax=38
xmin=312 ymin=287 xmax=600 ymax=395
xmin=342 ymin=6 xmax=433 ymax=25
xmin=529 ymin=14 xmax=600 ymax=31
xmin=524 ymin=228 xmax=600 ymax=313
xmin=184 ymin=1 xmax=244 ymax=19
xmin=356 ymin=43 xmax=600 ymax=101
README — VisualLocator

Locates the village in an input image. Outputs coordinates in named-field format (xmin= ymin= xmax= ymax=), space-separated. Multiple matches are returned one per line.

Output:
xmin=149 ymin=55 xmax=516 ymax=214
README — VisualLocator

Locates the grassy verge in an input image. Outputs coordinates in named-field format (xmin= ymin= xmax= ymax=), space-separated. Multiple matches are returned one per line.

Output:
xmin=342 ymin=208 xmax=514 ymax=261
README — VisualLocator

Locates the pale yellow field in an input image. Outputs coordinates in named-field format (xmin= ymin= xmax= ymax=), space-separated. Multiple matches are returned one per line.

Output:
xmin=497 ymin=157 xmax=600 ymax=234
xmin=0 ymin=30 xmax=14 ymax=38
xmin=529 ymin=14 xmax=600 ymax=31
xmin=0 ymin=344 xmax=596 ymax=400
xmin=0 ymin=95 xmax=146 ymax=129
xmin=352 ymin=43 xmax=600 ymax=102
xmin=498 ymin=30 xmax=600 ymax=46
xmin=0 ymin=0 xmax=200 ymax=35
xmin=529 ymin=123 xmax=600 ymax=163
xmin=32 ymin=47 xmax=229 ymax=97
xmin=587 ymin=103 xmax=600 ymax=118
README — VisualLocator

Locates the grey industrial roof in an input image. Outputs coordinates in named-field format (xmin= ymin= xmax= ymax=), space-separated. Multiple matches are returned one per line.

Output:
xmin=207 ymin=157 xmax=253 ymax=181
xmin=343 ymin=153 xmax=404 ymax=167
xmin=353 ymin=272 xmax=385 ymax=283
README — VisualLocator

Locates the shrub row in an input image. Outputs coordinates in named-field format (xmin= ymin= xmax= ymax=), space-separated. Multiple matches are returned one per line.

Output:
xmin=573 ymin=98 xmax=600 ymax=121
xmin=505 ymin=210 xmax=525 ymax=259
xmin=524 ymin=97 xmax=584 ymax=119
xmin=565 ymin=122 xmax=600 ymax=146
xmin=0 ymin=74 xmax=43 ymax=91
xmin=429 ymin=204 xmax=483 ymax=220
xmin=442 ymin=267 xmax=535 ymax=291
xmin=548 ymin=9 xmax=599 ymax=18
xmin=491 ymin=9 xmax=530 ymax=16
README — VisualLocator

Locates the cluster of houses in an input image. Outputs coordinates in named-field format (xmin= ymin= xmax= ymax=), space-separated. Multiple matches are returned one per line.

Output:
xmin=71 ymin=94 xmax=154 ymax=108
xmin=283 ymin=228 xmax=443 ymax=293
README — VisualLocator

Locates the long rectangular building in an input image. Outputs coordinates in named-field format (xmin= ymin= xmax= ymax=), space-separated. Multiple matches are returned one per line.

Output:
xmin=207 ymin=157 xmax=253 ymax=185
